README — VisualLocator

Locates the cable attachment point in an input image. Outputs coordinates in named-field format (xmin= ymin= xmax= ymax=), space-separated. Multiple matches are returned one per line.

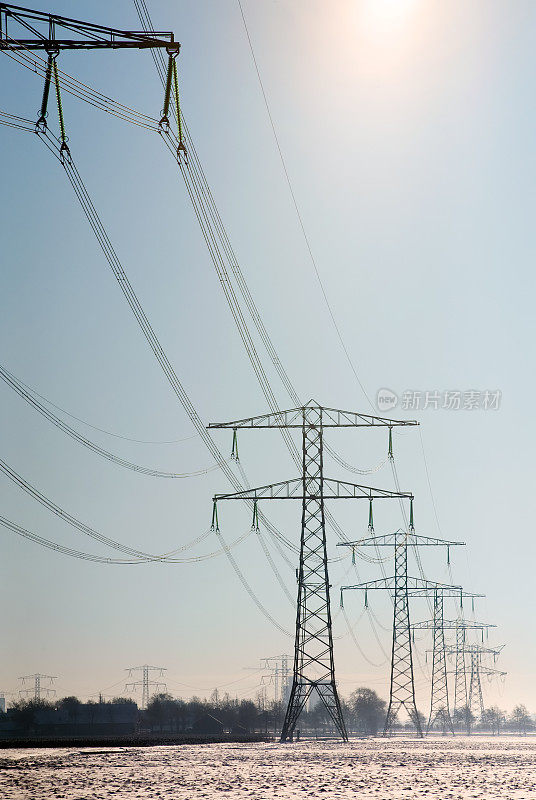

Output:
xmin=36 ymin=49 xmax=58 ymax=132
xmin=158 ymin=53 xmax=174 ymax=132
xmin=172 ymin=56 xmax=186 ymax=162
xmin=231 ymin=428 xmax=239 ymax=461
xmin=211 ymin=500 xmax=220 ymax=533
xmin=51 ymin=55 xmax=71 ymax=164
xmin=251 ymin=499 xmax=259 ymax=532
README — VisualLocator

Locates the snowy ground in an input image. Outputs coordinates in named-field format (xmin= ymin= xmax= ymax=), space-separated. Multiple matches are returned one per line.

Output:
xmin=1 ymin=736 xmax=535 ymax=799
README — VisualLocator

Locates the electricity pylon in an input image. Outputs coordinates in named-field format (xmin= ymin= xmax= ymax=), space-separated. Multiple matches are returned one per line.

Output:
xmin=425 ymin=590 xmax=453 ymax=734
xmin=261 ymin=655 xmax=292 ymax=703
xmin=19 ymin=673 xmax=56 ymax=701
xmin=413 ymin=618 xmax=495 ymax=729
xmin=125 ymin=665 xmax=166 ymax=710
xmin=445 ymin=644 xmax=505 ymax=718
xmin=0 ymin=4 xmax=184 ymax=159
xmin=340 ymin=530 xmax=476 ymax=737
xmin=210 ymin=401 xmax=418 ymax=742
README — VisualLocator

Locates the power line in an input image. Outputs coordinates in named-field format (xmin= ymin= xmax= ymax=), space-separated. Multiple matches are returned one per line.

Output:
xmin=0 ymin=363 xmax=221 ymax=477
xmin=236 ymin=0 xmax=374 ymax=411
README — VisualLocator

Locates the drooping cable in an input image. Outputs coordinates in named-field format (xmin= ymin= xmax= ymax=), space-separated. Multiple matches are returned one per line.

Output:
xmin=0 ymin=363 xmax=222 ymax=478
xmin=0 ymin=514 xmax=251 ymax=565
xmin=0 ymin=455 xmax=218 ymax=561
xmin=0 ymin=365 xmax=198 ymax=444
xmin=215 ymin=529 xmax=291 ymax=636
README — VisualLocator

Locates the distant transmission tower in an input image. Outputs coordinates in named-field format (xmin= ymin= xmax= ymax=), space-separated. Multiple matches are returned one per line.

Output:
xmin=445 ymin=644 xmax=505 ymax=718
xmin=260 ymin=655 xmax=292 ymax=703
xmin=340 ymin=530 xmax=469 ymax=737
xmin=210 ymin=401 xmax=417 ymax=742
xmin=420 ymin=594 xmax=486 ymax=734
xmin=19 ymin=674 xmax=56 ymax=701
xmin=125 ymin=665 xmax=166 ymax=710
xmin=413 ymin=617 xmax=495 ymax=723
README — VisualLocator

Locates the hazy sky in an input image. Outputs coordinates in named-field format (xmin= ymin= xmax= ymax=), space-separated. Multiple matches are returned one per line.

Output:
xmin=1 ymin=0 xmax=534 ymax=714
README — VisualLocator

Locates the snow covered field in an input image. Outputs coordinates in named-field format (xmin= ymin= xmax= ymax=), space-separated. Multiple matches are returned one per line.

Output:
xmin=1 ymin=736 xmax=535 ymax=799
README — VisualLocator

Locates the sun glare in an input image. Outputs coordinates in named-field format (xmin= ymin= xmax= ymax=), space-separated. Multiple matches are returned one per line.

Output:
xmin=361 ymin=0 xmax=419 ymax=31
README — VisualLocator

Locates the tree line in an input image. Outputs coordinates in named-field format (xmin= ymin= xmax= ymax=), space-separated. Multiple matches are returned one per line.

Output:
xmin=2 ymin=689 xmax=534 ymax=736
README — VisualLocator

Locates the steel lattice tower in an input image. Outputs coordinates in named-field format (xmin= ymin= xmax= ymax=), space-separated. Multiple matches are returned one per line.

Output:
xmin=387 ymin=535 xmax=421 ymax=735
xmin=454 ymin=622 xmax=468 ymax=712
xmin=19 ymin=673 xmax=56 ymax=701
xmin=125 ymin=665 xmax=166 ymax=710
xmin=445 ymin=644 xmax=505 ymax=720
xmin=427 ymin=590 xmax=453 ymax=733
xmin=210 ymin=401 xmax=417 ymax=742
xmin=341 ymin=531 xmax=469 ymax=737
xmin=468 ymin=651 xmax=484 ymax=717
xmin=412 ymin=617 xmax=494 ymax=727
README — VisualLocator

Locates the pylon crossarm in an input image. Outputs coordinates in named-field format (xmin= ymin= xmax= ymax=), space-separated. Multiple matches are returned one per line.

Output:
xmin=448 ymin=667 xmax=506 ymax=676
xmin=342 ymin=577 xmax=463 ymax=592
xmin=444 ymin=645 xmax=504 ymax=656
xmin=214 ymin=478 xmax=412 ymax=502
xmin=209 ymin=401 xmax=418 ymax=429
xmin=413 ymin=619 xmax=495 ymax=630
xmin=408 ymin=588 xmax=484 ymax=599
xmin=0 ymin=3 xmax=179 ymax=50
xmin=338 ymin=531 xmax=465 ymax=548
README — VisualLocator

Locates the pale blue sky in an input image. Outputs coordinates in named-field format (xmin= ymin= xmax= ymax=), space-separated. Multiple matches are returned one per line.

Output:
xmin=1 ymin=0 xmax=534 ymax=713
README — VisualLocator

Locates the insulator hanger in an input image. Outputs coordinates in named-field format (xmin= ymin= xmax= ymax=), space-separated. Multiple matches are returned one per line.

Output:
xmin=231 ymin=428 xmax=239 ymax=461
xmin=36 ymin=47 xmax=70 ymax=163
xmin=251 ymin=500 xmax=259 ymax=532
xmin=159 ymin=50 xmax=186 ymax=162
xmin=211 ymin=500 xmax=219 ymax=532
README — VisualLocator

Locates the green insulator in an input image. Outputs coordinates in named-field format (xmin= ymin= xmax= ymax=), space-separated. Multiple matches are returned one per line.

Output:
xmin=340 ymin=590 xmax=344 ymax=609
xmin=162 ymin=55 xmax=173 ymax=121
xmin=231 ymin=429 xmax=239 ymax=461
xmin=409 ymin=497 xmax=414 ymax=530
xmin=364 ymin=589 xmax=368 ymax=608
xmin=53 ymin=59 xmax=66 ymax=144
xmin=351 ymin=547 xmax=356 ymax=565
xmin=172 ymin=58 xmax=185 ymax=155
xmin=37 ymin=53 xmax=54 ymax=128
xmin=368 ymin=498 xmax=374 ymax=531
xmin=252 ymin=500 xmax=259 ymax=532
xmin=388 ymin=426 xmax=393 ymax=459
xmin=211 ymin=501 xmax=219 ymax=532
xmin=447 ymin=546 xmax=450 ymax=566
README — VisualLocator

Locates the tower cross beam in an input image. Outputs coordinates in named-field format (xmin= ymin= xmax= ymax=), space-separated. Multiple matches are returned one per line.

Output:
xmin=214 ymin=478 xmax=412 ymax=502
xmin=0 ymin=4 xmax=179 ymax=51
xmin=209 ymin=401 xmax=418 ymax=429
